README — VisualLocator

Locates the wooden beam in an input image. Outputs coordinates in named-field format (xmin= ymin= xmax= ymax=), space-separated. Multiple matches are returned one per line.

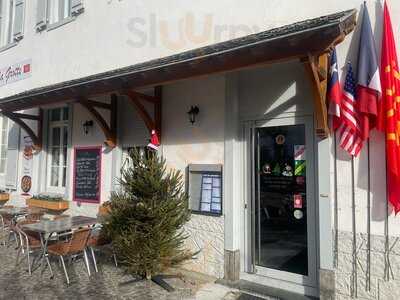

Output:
xmin=2 ymin=111 xmax=42 ymax=150
xmin=4 ymin=112 xmax=41 ymax=121
xmin=128 ymin=90 xmax=161 ymax=104
xmin=78 ymin=98 xmax=117 ymax=148
xmin=85 ymin=99 xmax=112 ymax=110
xmin=154 ymin=86 xmax=162 ymax=142
xmin=304 ymin=53 xmax=329 ymax=138
xmin=110 ymin=94 xmax=118 ymax=140
xmin=123 ymin=90 xmax=155 ymax=134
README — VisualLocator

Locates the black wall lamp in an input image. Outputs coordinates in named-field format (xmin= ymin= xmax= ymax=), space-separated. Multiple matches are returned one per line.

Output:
xmin=187 ymin=106 xmax=199 ymax=125
xmin=83 ymin=120 xmax=94 ymax=135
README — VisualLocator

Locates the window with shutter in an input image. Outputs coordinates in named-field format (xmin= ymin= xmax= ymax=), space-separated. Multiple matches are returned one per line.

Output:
xmin=0 ymin=0 xmax=25 ymax=47
xmin=37 ymin=0 xmax=83 ymax=31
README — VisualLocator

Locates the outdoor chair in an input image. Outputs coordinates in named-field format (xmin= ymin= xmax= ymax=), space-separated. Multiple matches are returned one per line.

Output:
xmin=15 ymin=220 xmax=48 ymax=276
xmin=46 ymin=228 xmax=91 ymax=285
xmin=0 ymin=214 xmax=18 ymax=247
xmin=87 ymin=226 xmax=118 ymax=273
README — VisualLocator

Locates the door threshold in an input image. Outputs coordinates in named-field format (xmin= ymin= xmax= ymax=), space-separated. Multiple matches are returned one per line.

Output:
xmin=219 ymin=273 xmax=319 ymax=299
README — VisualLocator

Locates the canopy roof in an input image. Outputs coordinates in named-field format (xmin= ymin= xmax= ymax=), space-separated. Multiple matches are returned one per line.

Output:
xmin=0 ymin=9 xmax=356 ymax=112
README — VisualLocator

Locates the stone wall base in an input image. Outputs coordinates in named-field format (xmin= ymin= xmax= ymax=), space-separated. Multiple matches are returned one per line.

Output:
xmin=224 ymin=249 xmax=240 ymax=282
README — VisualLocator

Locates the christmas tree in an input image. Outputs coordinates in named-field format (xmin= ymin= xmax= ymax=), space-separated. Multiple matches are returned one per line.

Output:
xmin=103 ymin=149 xmax=193 ymax=280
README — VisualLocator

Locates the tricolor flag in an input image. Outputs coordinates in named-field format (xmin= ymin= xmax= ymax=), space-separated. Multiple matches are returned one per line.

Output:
xmin=338 ymin=64 xmax=363 ymax=157
xmin=377 ymin=1 xmax=400 ymax=213
xmin=328 ymin=49 xmax=342 ymax=131
xmin=357 ymin=3 xmax=382 ymax=140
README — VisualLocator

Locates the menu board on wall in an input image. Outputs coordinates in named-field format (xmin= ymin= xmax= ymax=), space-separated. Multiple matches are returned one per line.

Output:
xmin=73 ymin=146 xmax=102 ymax=203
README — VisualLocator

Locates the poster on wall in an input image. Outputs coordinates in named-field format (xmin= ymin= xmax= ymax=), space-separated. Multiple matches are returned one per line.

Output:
xmin=21 ymin=136 xmax=34 ymax=195
xmin=73 ymin=146 xmax=102 ymax=204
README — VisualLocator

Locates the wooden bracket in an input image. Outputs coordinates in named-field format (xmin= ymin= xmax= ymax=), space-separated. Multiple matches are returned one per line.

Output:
xmin=78 ymin=95 xmax=118 ymax=148
xmin=304 ymin=53 xmax=329 ymax=138
xmin=123 ymin=86 xmax=162 ymax=142
xmin=2 ymin=110 xmax=43 ymax=150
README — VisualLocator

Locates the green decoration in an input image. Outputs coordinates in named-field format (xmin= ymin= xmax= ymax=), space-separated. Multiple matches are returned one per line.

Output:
xmin=103 ymin=149 xmax=194 ymax=280
xmin=295 ymin=160 xmax=306 ymax=176
xmin=272 ymin=163 xmax=281 ymax=176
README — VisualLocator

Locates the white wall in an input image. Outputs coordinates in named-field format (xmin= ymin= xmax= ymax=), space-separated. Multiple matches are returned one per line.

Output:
xmin=0 ymin=0 xmax=398 ymax=99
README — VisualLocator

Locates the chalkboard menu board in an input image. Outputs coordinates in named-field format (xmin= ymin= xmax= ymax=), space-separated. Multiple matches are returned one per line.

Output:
xmin=73 ymin=146 xmax=102 ymax=203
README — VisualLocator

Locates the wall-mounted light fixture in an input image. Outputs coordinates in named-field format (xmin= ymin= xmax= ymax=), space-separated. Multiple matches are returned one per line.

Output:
xmin=187 ymin=106 xmax=199 ymax=125
xmin=83 ymin=120 xmax=94 ymax=135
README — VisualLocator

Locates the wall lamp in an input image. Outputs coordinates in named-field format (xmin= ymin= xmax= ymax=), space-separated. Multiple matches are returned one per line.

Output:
xmin=83 ymin=120 xmax=94 ymax=135
xmin=187 ymin=106 xmax=199 ymax=125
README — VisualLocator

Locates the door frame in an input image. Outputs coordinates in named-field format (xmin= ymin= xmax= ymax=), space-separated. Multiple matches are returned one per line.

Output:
xmin=243 ymin=114 xmax=318 ymax=290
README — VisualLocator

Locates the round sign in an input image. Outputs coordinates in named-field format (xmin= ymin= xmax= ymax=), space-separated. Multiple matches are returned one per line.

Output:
xmin=275 ymin=134 xmax=286 ymax=145
xmin=294 ymin=209 xmax=304 ymax=220
xmin=21 ymin=175 xmax=32 ymax=193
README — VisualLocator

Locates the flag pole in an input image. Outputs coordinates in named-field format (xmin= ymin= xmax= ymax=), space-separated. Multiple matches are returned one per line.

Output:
xmin=366 ymin=139 xmax=371 ymax=291
xmin=351 ymin=156 xmax=357 ymax=298
xmin=333 ymin=132 xmax=339 ymax=268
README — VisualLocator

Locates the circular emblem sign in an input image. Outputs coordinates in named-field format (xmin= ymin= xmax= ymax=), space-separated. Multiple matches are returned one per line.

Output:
xmin=275 ymin=134 xmax=286 ymax=145
xmin=21 ymin=175 xmax=32 ymax=193
xmin=294 ymin=209 xmax=304 ymax=220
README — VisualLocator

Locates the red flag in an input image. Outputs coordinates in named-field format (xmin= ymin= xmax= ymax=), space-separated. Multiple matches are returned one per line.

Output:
xmin=328 ymin=49 xmax=342 ymax=131
xmin=377 ymin=1 xmax=400 ymax=213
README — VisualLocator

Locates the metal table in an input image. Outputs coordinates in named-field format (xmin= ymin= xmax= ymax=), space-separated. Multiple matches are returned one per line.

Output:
xmin=22 ymin=216 xmax=99 ymax=277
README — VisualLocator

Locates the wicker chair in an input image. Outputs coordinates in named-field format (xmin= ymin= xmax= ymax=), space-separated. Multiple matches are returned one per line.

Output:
xmin=87 ymin=227 xmax=118 ymax=273
xmin=15 ymin=220 xmax=50 ymax=276
xmin=47 ymin=228 xmax=91 ymax=284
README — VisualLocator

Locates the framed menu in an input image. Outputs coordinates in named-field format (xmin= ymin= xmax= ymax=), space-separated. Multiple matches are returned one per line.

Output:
xmin=73 ymin=146 xmax=102 ymax=203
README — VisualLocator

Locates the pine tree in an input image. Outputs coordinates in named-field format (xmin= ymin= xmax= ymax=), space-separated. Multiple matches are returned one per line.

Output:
xmin=103 ymin=149 xmax=193 ymax=279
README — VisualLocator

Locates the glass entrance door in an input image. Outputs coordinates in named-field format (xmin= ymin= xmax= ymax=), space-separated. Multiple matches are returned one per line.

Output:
xmin=251 ymin=116 xmax=316 ymax=287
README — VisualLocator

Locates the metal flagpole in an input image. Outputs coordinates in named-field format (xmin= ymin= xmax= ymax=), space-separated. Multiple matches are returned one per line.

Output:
xmin=351 ymin=157 xmax=357 ymax=298
xmin=366 ymin=140 xmax=371 ymax=291
xmin=333 ymin=132 xmax=339 ymax=268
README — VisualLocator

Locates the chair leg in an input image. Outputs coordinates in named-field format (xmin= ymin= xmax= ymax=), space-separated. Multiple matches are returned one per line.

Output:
xmin=113 ymin=252 xmax=118 ymax=268
xmin=15 ymin=245 xmax=22 ymax=267
xmin=27 ymin=247 xmax=31 ymax=275
xmin=83 ymin=249 xmax=91 ymax=277
xmin=45 ymin=254 xmax=53 ymax=278
xmin=90 ymin=247 xmax=98 ymax=273
xmin=59 ymin=256 xmax=70 ymax=285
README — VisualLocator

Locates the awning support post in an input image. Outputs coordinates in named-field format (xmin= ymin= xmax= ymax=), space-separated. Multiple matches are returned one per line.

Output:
xmin=304 ymin=52 xmax=330 ymax=138
xmin=2 ymin=110 xmax=43 ymax=150
xmin=78 ymin=96 xmax=118 ymax=148
xmin=123 ymin=86 xmax=162 ymax=142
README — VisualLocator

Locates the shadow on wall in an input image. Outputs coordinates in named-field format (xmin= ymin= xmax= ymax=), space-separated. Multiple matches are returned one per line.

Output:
xmin=334 ymin=1 xmax=390 ymax=221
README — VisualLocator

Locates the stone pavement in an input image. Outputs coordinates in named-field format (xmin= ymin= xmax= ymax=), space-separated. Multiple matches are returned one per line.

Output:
xmin=0 ymin=242 xmax=270 ymax=300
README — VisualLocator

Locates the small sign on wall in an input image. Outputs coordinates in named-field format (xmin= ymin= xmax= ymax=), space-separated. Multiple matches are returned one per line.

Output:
xmin=0 ymin=59 xmax=32 ymax=87
xmin=73 ymin=146 xmax=102 ymax=204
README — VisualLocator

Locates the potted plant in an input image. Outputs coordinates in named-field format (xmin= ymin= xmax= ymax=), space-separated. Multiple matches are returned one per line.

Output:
xmin=103 ymin=149 xmax=195 ymax=290
xmin=26 ymin=194 xmax=69 ymax=211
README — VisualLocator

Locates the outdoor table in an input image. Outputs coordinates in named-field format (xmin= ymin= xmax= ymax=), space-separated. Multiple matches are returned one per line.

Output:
xmin=21 ymin=216 xmax=99 ymax=276
xmin=0 ymin=207 xmax=46 ymax=225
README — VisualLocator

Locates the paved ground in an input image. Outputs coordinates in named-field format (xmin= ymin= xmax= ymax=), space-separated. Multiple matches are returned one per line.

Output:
xmin=0 ymin=242 xmax=271 ymax=300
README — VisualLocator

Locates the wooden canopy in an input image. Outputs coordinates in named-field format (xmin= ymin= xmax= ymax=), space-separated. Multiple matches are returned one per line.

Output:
xmin=0 ymin=9 xmax=357 ymax=148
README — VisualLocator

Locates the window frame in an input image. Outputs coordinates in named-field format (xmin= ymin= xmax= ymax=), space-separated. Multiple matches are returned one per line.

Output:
xmin=46 ymin=107 xmax=70 ymax=194
xmin=0 ymin=0 xmax=20 ymax=51
xmin=42 ymin=0 xmax=82 ymax=32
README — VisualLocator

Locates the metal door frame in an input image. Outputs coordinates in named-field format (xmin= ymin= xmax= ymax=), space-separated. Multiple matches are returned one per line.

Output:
xmin=244 ymin=115 xmax=317 ymax=288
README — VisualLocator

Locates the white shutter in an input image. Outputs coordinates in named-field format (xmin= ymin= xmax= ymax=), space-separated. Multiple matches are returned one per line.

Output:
xmin=70 ymin=0 xmax=84 ymax=16
xmin=5 ymin=121 xmax=20 ymax=190
xmin=13 ymin=0 xmax=24 ymax=41
xmin=36 ymin=0 xmax=47 ymax=31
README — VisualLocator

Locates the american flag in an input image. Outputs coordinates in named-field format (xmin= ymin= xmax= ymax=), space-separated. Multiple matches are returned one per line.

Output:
xmin=339 ymin=64 xmax=363 ymax=157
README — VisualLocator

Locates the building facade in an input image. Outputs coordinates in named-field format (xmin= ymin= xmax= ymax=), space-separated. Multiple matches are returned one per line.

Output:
xmin=0 ymin=1 xmax=399 ymax=299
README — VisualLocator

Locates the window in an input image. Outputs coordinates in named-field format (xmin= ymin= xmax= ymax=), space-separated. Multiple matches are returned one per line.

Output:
xmin=0 ymin=116 xmax=8 ymax=174
xmin=47 ymin=107 xmax=69 ymax=191
xmin=0 ymin=0 xmax=24 ymax=48
xmin=47 ymin=0 xmax=70 ymax=24
xmin=36 ymin=0 xmax=84 ymax=31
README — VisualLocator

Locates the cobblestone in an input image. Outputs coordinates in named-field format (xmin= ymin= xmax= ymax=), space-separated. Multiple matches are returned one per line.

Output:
xmin=0 ymin=243 xmax=198 ymax=300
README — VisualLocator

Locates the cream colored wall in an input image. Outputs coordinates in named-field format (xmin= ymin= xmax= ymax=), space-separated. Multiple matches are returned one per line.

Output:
xmin=161 ymin=75 xmax=226 ymax=278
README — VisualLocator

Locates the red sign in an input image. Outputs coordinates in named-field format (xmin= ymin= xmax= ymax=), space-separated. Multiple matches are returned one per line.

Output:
xmin=294 ymin=194 xmax=303 ymax=209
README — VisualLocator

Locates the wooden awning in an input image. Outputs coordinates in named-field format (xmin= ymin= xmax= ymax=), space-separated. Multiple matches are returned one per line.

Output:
xmin=0 ymin=9 xmax=357 ymax=142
